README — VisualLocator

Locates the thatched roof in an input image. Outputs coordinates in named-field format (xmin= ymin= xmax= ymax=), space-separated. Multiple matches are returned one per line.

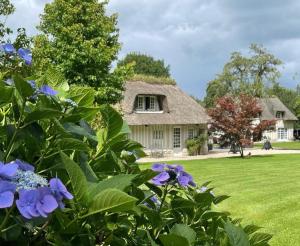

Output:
xmin=258 ymin=97 xmax=298 ymax=121
xmin=121 ymin=81 xmax=209 ymax=125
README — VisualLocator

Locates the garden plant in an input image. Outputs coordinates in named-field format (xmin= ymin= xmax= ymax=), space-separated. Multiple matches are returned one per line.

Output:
xmin=0 ymin=43 xmax=272 ymax=245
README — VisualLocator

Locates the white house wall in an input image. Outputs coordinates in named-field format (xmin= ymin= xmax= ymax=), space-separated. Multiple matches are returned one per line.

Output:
xmin=128 ymin=124 xmax=208 ymax=156
xmin=263 ymin=120 xmax=294 ymax=141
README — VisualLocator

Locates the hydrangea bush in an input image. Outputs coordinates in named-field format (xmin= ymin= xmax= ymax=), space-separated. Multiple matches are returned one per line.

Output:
xmin=0 ymin=43 xmax=272 ymax=245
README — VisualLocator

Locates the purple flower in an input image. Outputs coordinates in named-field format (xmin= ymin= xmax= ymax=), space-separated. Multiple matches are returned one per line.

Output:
xmin=151 ymin=163 xmax=165 ymax=172
xmin=1 ymin=44 xmax=15 ymax=54
xmin=17 ymin=48 xmax=32 ymax=65
xmin=39 ymin=85 xmax=58 ymax=96
xmin=16 ymin=187 xmax=58 ymax=219
xmin=9 ymin=159 xmax=34 ymax=172
xmin=0 ymin=181 xmax=16 ymax=208
xmin=177 ymin=171 xmax=195 ymax=187
xmin=151 ymin=163 xmax=195 ymax=187
xmin=152 ymin=171 xmax=170 ymax=186
xmin=0 ymin=162 xmax=18 ymax=180
xmin=50 ymin=178 xmax=73 ymax=208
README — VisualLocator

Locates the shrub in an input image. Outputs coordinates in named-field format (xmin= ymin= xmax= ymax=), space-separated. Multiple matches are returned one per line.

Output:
xmin=186 ymin=134 xmax=207 ymax=156
xmin=0 ymin=43 xmax=272 ymax=245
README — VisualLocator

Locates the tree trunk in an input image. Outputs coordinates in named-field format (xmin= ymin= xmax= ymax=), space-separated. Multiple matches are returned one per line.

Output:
xmin=239 ymin=145 xmax=244 ymax=158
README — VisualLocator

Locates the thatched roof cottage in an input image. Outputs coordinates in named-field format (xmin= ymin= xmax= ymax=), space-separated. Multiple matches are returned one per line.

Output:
xmin=258 ymin=97 xmax=298 ymax=141
xmin=121 ymin=81 xmax=209 ymax=157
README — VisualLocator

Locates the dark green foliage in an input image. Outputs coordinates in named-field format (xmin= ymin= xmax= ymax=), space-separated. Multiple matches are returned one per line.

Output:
xmin=118 ymin=52 xmax=171 ymax=78
xmin=0 ymin=0 xmax=15 ymax=38
xmin=186 ymin=134 xmax=207 ymax=156
xmin=34 ymin=0 xmax=130 ymax=104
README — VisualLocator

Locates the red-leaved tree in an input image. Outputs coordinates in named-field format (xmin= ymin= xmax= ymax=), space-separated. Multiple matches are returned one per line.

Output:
xmin=208 ymin=94 xmax=275 ymax=157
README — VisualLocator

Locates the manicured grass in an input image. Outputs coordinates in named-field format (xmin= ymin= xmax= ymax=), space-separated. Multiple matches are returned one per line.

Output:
xmin=254 ymin=141 xmax=300 ymax=150
xmin=141 ymin=154 xmax=300 ymax=246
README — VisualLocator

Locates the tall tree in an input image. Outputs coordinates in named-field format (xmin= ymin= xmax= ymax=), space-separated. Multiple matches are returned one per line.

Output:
xmin=34 ymin=0 xmax=130 ymax=104
xmin=268 ymin=82 xmax=299 ymax=114
xmin=204 ymin=44 xmax=282 ymax=108
xmin=208 ymin=94 xmax=274 ymax=157
xmin=118 ymin=52 xmax=170 ymax=78
xmin=0 ymin=0 xmax=15 ymax=40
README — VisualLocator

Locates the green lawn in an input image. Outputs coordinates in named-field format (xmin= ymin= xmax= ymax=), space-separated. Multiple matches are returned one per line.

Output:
xmin=141 ymin=154 xmax=300 ymax=246
xmin=254 ymin=141 xmax=300 ymax=150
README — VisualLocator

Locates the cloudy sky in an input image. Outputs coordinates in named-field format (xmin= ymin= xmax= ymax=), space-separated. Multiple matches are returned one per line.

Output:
xmin=6 ymin=0 xmax=300 ymax=98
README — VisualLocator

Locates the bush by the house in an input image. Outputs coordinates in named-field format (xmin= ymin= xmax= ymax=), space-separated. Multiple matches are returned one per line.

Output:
xmin=186 ymin=134 xmax=207 ymax=156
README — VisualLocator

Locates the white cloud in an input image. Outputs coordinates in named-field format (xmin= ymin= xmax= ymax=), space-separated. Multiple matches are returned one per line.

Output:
xmin=4 ymin=0 xmax=300 ymax=97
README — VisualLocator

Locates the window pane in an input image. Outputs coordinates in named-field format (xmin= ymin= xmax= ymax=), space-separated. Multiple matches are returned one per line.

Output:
xmin=173 ymin=128 xmax=181 ymax=148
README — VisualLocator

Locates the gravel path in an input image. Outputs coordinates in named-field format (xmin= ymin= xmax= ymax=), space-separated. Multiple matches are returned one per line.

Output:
xmin=138 ymin=148 xmax=300 ymax=163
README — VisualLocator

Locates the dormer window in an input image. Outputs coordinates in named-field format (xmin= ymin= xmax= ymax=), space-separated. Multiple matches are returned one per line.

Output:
xmin=134 ymin=95 xmax=163 ymax=112
xmin=276 ymin=111 xmax=284 ymax=119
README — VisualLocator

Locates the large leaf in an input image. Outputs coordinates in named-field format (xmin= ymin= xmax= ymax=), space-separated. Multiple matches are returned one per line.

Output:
xmin=250 ymin=233 xmax=272 ymax=246
xmin=60 ymin=152 xmax=88 ymax=203
xmin=68 ymin=86 xmax=95 ymax=107
xmin=159 ymin=234 xmax=190 ymax=246
xmin=224 ymin=221 xmax=250 ymax=246
xmin=63 ymin=123 xmax=98 ymax=142
xmin=25 ymin=108 xmax=63 ymax=123
xmin=170 ymin=224 xmax=196 ymax=245
xmin=57 ymin=138 xmax=90 ymax=152
xmin=0 ymin=85 xmax=14 ymax=106
xmin=88 ymin=174 xmax=137 ymax=197
xmin=87 ymin=188 xmax=137 ymax=216
xmin=100 ymin=105 xmax=123 ymax=139
xmin=13 ymin=75 xmax=34 ymax=99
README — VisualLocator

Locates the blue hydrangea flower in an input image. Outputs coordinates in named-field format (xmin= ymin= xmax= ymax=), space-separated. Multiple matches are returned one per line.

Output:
xmin=17 ymin=48 xmax=32 ymax=65
xmin=10 ymin=159 xmax=35 ymax=172
xmin=16 ymin=187 xmax=58 ymax=219
xmin=38 ymin=85 xmax=58 ymax=96
xmin=151 ymin=163 xmax=195 ymax=187
xmin=1 ymin=44 xmax=16 ymax=54
xmin=152 ymin=163 xmax=165 ymax=172
xmin=0 ymin=159 xmax=73 ymax=218
xmin=0 ymin=162 xmax=18 ymax=180
xmin=50 ymin=178 xmax=73 ymax=208
xmin=0 ymin=181 xmax=16 ymax=208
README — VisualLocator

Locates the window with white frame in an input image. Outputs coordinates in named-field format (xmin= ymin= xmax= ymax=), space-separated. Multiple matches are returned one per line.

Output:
xmin=153 ymin=130 xmax=163 ymax=140
xmin=149 ymin=96 xmax=155 ymax=111
xmin=136 ymin=96 xmax=144 ymax=111
xmin=173 ymin=128 xmax=181 ymax=148
xmin=277 ymin=128 xmax=287 ymax=140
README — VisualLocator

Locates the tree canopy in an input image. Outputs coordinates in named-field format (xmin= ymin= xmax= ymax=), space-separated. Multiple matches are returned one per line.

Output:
xmin=33 ymin=0 xmax=130 ymax=104
xmin=208 ymin=94 xmax=275 ymax=157
xmin=0 ymin=0 xmax=15 ymax=39
xmin=204 ymin=44 xmax=282 ymax=108
xmin=118 ymin=52 xmax=171 ymax=78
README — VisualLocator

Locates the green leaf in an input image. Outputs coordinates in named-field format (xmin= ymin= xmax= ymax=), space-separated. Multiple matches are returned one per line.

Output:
xmin=57 ymin=138 xmax=90 ymax=152
xmin=224 ymin=221 xmax=250 ymax=246
xmin=133 ymin=169 xmax=157 ymax=186
xmin=25 ymin=108 xmax=63 ymax=123
xmin=244 ymin=224 xmax=262 ymax=235
xmin=60 ymin=152 xmax=88 ymax=203
xmin=250 ymin=233 xmax=272 ymax=246
xmin=0 ymin=85 xmax=14 ymax=106
xmin=88 ymin=174 xmax=137 ymax=197
xmin=213 ymin=195 xmax=230 ymax=205
xmin=13 ymin=75 xmax=34 ymax=99
xmin=68 ymin=86 xmax=95 ymax=107
xmin=63 ymin=123 xmax=97 ymax=142
xmin=159 ymin=234 xmax=190 ymax=246
xmin=201 ymin=211 xmax=226 ymax=220
xmin=100 ymin=105 xmax=123 ymax=139
xmin=170 ymin=224 xmax=196 ymax=245
xmin=87 ymin=188 xmax=137 ymax=216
